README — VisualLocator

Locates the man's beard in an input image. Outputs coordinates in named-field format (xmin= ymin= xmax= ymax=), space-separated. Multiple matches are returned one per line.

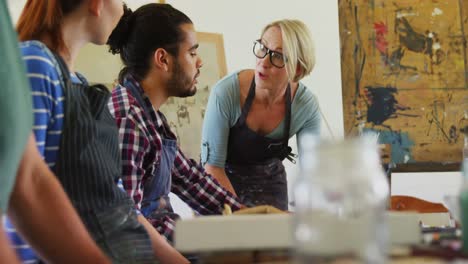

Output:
xmin=167 ymin=61 xmax=197 ymax=98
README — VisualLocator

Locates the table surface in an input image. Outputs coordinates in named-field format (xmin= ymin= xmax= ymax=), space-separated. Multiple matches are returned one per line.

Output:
xmin=196 ymin=248 xmax=458 ymax=264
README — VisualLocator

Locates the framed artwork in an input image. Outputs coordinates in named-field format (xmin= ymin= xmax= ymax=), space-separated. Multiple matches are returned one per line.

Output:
xmin=160 ymin=32 xmax=227 ymax=160
xmin=339 ymin=0 xmax=468 ymax=167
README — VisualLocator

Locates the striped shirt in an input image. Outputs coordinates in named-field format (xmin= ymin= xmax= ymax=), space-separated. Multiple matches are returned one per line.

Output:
xmin=109 ymin=76 xmax=242 ymax=240
xmin=4 ymin=41 xmax=81 ymax=264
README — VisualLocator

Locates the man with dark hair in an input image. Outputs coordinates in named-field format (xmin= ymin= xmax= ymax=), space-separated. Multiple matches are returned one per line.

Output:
xmin=108 ymin=3 xmax=243 ymax=242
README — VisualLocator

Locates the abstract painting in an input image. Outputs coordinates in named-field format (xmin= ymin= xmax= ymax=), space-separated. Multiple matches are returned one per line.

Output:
xmin=339 ymin=0 xmax=468 ymax=165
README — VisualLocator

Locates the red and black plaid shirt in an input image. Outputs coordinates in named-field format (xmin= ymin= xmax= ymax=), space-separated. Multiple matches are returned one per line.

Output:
xmin=108 ymin=77 xmax=241 ymax=240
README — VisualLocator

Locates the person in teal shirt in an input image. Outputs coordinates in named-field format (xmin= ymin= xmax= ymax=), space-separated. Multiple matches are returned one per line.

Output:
xmin=0 ymin=1 xmax=110 ymax=263
xmin=201 ymin=19 xmax=321 ymax=210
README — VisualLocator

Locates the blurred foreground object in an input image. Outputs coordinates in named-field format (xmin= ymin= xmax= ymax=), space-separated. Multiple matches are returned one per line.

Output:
xmin=292 ymin=134 xmax=389 ymax=263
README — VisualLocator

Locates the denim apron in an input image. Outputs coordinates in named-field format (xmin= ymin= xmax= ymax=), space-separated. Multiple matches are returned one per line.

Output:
xmin=225 ymin=79 xmax=295 ymax=210
xmin=51 ymin=55 xmax=155 ymax=264
xmin=125 ymin=80 xmax=180 ymax=241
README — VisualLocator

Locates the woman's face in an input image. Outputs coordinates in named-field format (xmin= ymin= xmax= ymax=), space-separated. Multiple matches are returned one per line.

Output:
xmin=91 ymin=0 xmax=124 ymax=45
xmin=254 ymin=26 xmax=289 ymax=91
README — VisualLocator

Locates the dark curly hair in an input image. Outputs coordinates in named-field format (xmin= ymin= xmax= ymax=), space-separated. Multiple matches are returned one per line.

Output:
xmin=107 ymin=3 xmax=192 ymax=83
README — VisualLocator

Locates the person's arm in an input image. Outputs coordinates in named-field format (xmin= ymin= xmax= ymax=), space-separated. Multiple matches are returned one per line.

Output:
xmin=0 ymin=224 xmax=20 ymax=264
xmin=171 ymin=148 xmax=243 ymax=215
xmin=136 ymin=215 xmax=189 ymax=264
xmin=295 ymin=90 xmax=321 ymax=148
xmin=23 ymin=46 xmax=63 ymax=159
xmin=8 ymin=134 xmax=110 ymax=264
xmin=200 ymin=77 xmax=238 ymax=195
xmin=110 ymin=104 xmax=189 ymax=262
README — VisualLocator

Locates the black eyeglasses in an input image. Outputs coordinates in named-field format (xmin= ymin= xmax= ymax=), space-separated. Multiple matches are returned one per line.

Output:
xmin=252 ymin=40 xmax=286 ymax=68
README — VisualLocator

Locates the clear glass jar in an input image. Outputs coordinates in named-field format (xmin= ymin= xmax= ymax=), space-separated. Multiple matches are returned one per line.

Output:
xmin=293 ymin=135 xmax=389 ymax=263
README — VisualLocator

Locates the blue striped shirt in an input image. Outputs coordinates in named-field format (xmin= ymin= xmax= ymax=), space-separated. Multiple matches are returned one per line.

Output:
xmin=4 ymin=41 xmax=80 ymax=263
xmin=23 ymin=41 xmax=68 ymax=166
xmin=4 ymin=41 xmax=129 ymax=263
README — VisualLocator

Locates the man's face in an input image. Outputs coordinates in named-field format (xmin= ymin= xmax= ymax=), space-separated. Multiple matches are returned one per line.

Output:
xmin=167 ymin=23 xmax=203 ymax=98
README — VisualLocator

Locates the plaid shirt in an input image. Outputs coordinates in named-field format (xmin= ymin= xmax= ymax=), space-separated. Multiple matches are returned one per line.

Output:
xmin=108 ymin=76 xmax=242 ymax=239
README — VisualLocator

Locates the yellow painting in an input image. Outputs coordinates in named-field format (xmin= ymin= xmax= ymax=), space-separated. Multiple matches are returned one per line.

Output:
xmin=339 ymin=0 xmax=468 ymax=165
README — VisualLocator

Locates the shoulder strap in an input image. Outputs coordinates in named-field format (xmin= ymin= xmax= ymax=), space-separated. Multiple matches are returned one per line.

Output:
xmin=125 ymin=82 xmax=153 ymax=121
xmin=280 ymin=84 xmax=297 ymax=163
xmin=238 ymin=78 xmax=256 ymax=124
xmin=125 ymin=82 xmax=174 ymax=139
xmin=52 ymin=53 xmax=90 ymax=88
xmin=51 ymin=53 xmax=72 ymax=87
xmin=283 ymin=83 xmax=291 ymax=144
xmin=75 ymin=72 xmax=89 ymax=85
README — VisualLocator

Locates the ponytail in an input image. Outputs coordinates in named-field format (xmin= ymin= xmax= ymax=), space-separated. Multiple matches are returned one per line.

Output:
xmin=107 ymin=4 xmax=136 ymax=83
xmin=107 ymin=3 xmax=192 ymax=84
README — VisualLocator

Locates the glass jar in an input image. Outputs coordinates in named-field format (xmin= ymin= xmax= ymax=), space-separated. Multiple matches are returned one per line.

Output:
xmin=293 ymin=135 xmax=389 ymax=263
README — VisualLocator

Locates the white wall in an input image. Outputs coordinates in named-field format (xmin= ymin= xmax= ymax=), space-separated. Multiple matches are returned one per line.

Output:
xmin=6 ymin=0 xmax=24 ymax=22
xmin=168 ymin=0 xmax=345 ymax=139
xmin=6 ymin=0 xmax=462 ymax=213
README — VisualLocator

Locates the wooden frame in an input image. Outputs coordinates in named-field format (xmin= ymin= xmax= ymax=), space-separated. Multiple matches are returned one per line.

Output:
xmin=196 ymin=32 xmax=227 ymax=76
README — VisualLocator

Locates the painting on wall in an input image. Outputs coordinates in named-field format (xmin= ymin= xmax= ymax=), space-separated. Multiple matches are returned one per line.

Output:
xmin=339 ymin=0 xmax=468 ymax=166
xmin=159 ymin=32 xmax=227 ymax=160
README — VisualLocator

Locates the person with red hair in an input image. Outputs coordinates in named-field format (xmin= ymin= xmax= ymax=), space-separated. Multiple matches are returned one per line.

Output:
xmin=5 ymin=1 xmax=188 ymax=263
xmin=0 ymin=1 xmax=109 ymax=263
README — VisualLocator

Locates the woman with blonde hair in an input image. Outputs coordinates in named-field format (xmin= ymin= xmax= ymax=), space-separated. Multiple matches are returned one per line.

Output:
xmin=201 ymin=19 xmax=321 ymax=210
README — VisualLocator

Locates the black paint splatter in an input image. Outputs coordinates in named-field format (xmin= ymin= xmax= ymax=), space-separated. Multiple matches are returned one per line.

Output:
xmin=366 ymin=86 xmax=398 ymax=125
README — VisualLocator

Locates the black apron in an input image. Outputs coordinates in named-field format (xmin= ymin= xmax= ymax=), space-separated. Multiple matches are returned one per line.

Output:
xmin=225 ymin=78 xmax=295 ymax=210
xmin=124 ymin=79 xmax=180 ymax=242
xmin=51 ymin=54 xmax=156 ymax=263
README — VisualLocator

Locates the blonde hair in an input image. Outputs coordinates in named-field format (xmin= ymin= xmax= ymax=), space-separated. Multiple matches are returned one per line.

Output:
xmin=261 ymin=19 xmax=315 ymax=82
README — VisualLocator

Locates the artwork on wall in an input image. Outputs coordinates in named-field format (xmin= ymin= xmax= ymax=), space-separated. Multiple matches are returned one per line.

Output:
xmin=160 ymin=32 xmax=227 ymax=160
xmin=339 ymin=0 xmax=468 ymax=166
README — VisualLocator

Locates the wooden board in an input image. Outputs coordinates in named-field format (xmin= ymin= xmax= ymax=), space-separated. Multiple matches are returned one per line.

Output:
xmin=339 ymin=0 xmax=468 ymax=166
